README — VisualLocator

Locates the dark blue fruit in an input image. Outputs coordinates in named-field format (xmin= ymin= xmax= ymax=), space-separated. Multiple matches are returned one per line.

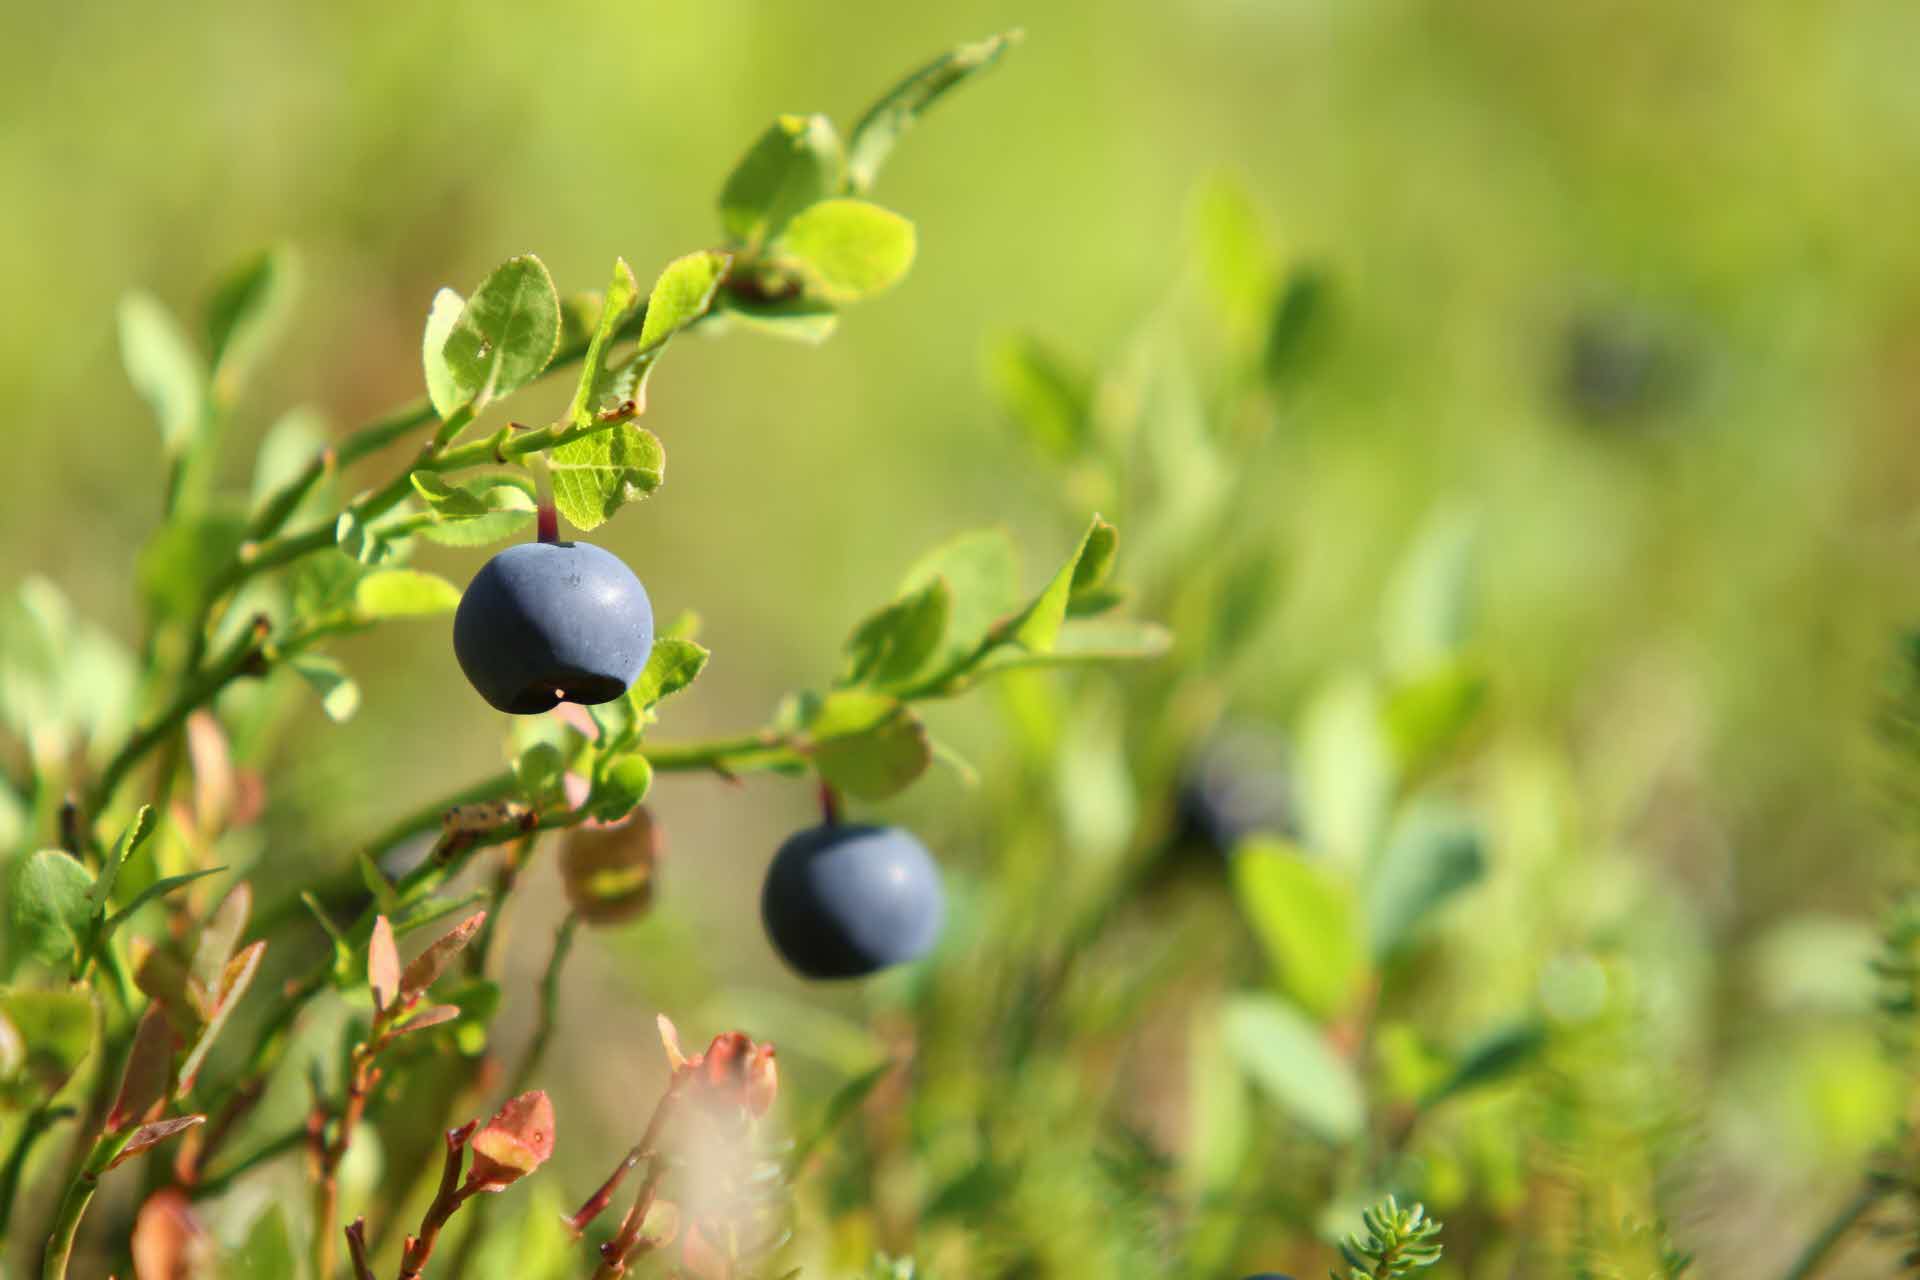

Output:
xmin=761 ymin=824 xmax=944 ymax=979
xmin=453 ymin=541 xmax=654 ymax=714
xmin=1176 ymin=727 xmax=1297 ymax=856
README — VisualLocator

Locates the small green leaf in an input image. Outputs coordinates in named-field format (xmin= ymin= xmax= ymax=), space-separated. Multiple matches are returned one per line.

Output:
xmin=0 ymin=988 xmax=94 ymax=1101
xmin=721 ymin=114 xmax=845 ymax=245
xmin=639 ymin=250 xmax=732 ymax=352
xmin=1381 ymin=507 xmax=1478 ymax=677
xmin=355 ymin=569 xmax=460 ymax=618
xmin=1422 ymin=1022 xmax=1546 ymax=1107
xmin=411 ymin=473 xmax=537 ymax=548
xmin=549 ymin=423 xmax=665 ymax=533
xmin=1297 ymin=674 xmax=1395 ymax=861
xmin=91 ymin=804 xmax=157 ymax=914
xmin=588 ymin=694 xmax=639 ymax=754
xmin=206 ymin=246 xmax=296 ymax=400
xmin=119 ymin=292 xmax=206 ymax=451
xmin=986 ymin=334 xmax=1090 ymax=459
xmin=1231 ymin=838 xmax=1363 ymax=1019
xmin=629 ymin=638 xmax=709 ymax=711
xmin=776 ymin=200 xmax=916 ymax=304
xmin=104 ymin=867 xmax=225 ymax=933
xmin=565 ymin=259 xmax=642 ymax=429
xmin=249 ymin=406 xmax=331 ymax=515
xmin=807 ymin=692 xmax=932 ymax=801
xmin=713 ymin=294 xmax=839 ymax=344
xmin=225 ymin=1203 xmax=296 ymax=1280
xmin=138 ymin=515 xmax=247 ymax=622
xmin=1009 ymin=516 xmax=1116 ymax=654
xmin=593 ymin=755 xmax=654 ymax=822
xmin=515 ymin=742 xmax=566 ymax=804
xmin=190 ymin=882 xmax=252 ymax=994
xmin=843 ymin=578 xmax=950 ymax=690
xmin=1384 ymin=660 xmax=1487 ymax=774
xmin=1264 ymin=264 xmax=1332 ymax=387
xmin=897 ymin=528 xmax=1019 ymax=677
xmin=1222 ymin=994 xmax=1363 ymax=1143
xmin=443 ymin=256 xmax=562 ymax=410
xmin=422 ymin=287 xmax=468 ymax=418
xmin=335 ymin=510 xmax=412 ymax=566
xmin=1367 ymin=803 xmax=1485 ymax=961
xmin=10 ymin=850 xmax=95 ymax=969
xmin=1192 ymin=174 xmax=1277 ymax=338
xmin=291 ymin=653 xmax=360 ymax=722
xmin=846 ymin=30 xmax=1020 ymax=193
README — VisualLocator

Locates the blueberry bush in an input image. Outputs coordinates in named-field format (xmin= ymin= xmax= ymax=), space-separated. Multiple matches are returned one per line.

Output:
xmin=4 ymin=17 xmax=1920 ymax=1280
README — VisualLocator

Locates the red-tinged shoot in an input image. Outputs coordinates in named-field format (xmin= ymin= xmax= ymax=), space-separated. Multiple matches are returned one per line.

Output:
xmin=465 ymin=1090 xmax=557 ymax=1193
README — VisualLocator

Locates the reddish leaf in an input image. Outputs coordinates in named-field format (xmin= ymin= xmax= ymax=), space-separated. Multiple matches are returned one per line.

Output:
xmin=107 ymin=1115 xmax=206 ymax=1170
xmin=399 ymin=911 xmax=486 ymax=999
xmin=190 ymin=883 xmax=251 ymax=993
xmin=186 ymin=712 xmax=234 ymax=836
xmin=391 ymin=1004 xmax=461 ymax=1037
xmin=131 ymin=940 xmax=206 ymax=1039
xmin=465 ymin=1090 xmax=555 ymax=1192
xmin=177 ymin=941 xmax=264 ymax=1095
xmin=368 ymin=915 xmax=400 ymax=1015
xmin=108 ymin=1006 xmax=177 ymax=1132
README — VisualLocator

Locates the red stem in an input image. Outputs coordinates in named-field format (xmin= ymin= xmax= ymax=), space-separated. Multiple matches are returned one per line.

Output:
xmin=818 ymin=781 xmax=842 ymax=828
xmin=537 ymin=501 xmax=560 ymax=544
xmin=397 ymin=1121 xmax=479 ymax=1280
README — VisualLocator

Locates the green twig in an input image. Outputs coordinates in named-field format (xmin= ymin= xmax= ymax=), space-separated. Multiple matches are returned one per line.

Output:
xmin=39 ymin=1130 xmax=132 ymax=1280
xmin=1778 ymin=1178 xmax=1889 ymax=1280
xmin=0 ymin=1106 xmax=75 ymax=1240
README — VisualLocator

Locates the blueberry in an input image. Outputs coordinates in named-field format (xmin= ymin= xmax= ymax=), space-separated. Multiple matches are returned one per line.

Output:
xmin=1175 ymin=726 xmax=1297 ymax=856
xmin=761 ymin=824 xmax=944 ymax=979
xmin=453 ymin=541 xmax=654 ymax=714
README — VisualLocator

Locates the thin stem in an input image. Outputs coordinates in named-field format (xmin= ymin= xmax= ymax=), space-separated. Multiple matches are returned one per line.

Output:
xmin=39 ymin=1130 xmax=131 ymax=1280
xmin=397 ymin=1121 xmax=479 ymax=1280
xmin=1778 ymin=1178 xmax=1888 ymax=1280
xmin=590 ymin=1156 xmax=670 ymax=1280
xmin=510 ymin=914 xmax=579 ymax=1098
xmin=818 ymin=781 xmax=842 ymax=828
xmin=344 ymin=1217 xmax=376 ymax=1280
xmin=0 ymin=1106 xmax=74 ymax=1239
xmin=87 ymin=616 xmax=268 ymax=813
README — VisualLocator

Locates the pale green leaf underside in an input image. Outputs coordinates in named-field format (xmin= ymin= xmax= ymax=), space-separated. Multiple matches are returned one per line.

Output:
xmin=119 ymin=292 xmax=207 ymax=451
xmin=550 ymin=423 xmax=665 ymax=533
xmin=422 ymin=287 xmax=467 ymax=419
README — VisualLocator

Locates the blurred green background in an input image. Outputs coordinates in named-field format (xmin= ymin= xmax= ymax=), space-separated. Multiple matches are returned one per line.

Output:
xmin=6 ymin=0 xmax=1920 ymax=1275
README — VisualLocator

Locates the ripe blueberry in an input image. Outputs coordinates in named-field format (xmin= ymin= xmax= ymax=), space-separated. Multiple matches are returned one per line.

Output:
xmin=761 ymin=823 xmax=944 ymax=979
xmin=1175 ymin=727 xmax=1297 ymax=856
xmin=453 ymin=541 xmax=654 ymax=714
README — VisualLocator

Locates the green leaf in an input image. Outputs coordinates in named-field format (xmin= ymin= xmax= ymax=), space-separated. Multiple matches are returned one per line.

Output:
xmin=986 ymin=333 xmax=1090 ymax=459
xmin=1297 ymin=674 xmax=1395 ymax=861
xmin=776 ymin=200 xmax=916 ymax=304
xmin=629 ymin=638 xmax=709 ymax=711
xmin=0 ymin=988 xmax=94 ymax=1101
xmin=138 ymin=515 xmax=247 ymax=622
xmin=845 ymin=30 xmax=1021 ymax=193
xmin=9 ymin=850 xmax=95 ymax=969
xmin=712 ymin=294 xmax=839 ymax=344
xmin=843 ymin=578 xmax=950 ymax=690
xmin=442 ymin=256 xmax=561 ymax=410
xmin=515 ymin=742 xmax=566 ymax=805
xmin=593 ymin=755 xmax=654 ymax=822
xmin=721 ymin=114 xmax=845 ymax=245
xmin=565 ymin=259 xmax=642 ymax=429
xmin=549 ymin=423 xmax=665 ymax=533
xmin=226 ymin=1204 xmax=296 ymax=1280
xmin=1264 ymin=264 xmax=1332 ymax=387
xmin=206 ymin=246 xmax=295 ymax=400
xmin=587 ymin=694 xmax=638 ymax=754
xmin=786 ymin=1061 xmax=893 ymax=1175
xmin=807 ymin=692 xmax=932 ymax=801
xmin=1381 ymin=507 xmax=1478 ymax=677
xmin=1383 ymin=661 xmax=1487 ymax=774
xmin=119 ymin=292 xmax=206 ymax=451
xmin=1222 ymin=994 xmax=1363 ymax=1144
xmin=1367 ymin=803 xmax=1485 ymax=961
xmin=422 ymin=287 xmax=467 ymax=418
xmin=639 ymin=250 xmax=731 ymax=352
xmin=90 ymin=805 xmax=157 ymax=914
xmin=291 ymin=653 xmax=360 ymax=722
xmin=104 ymin=867 xmax=225 ymax=933
xmin=1231 ymin=839 xmax=1363 ymax=1019
xmin=411 ymin=472 xmax=537 ymax=547
xmin=1422 ymin=1022 xmax=1546 ymax=1107
xmin=355 ymin=569 xmax=460 ymax=618
xmin=249 ymin=406 xmax=331 ymax=513
xmin=1192 ymin=174 xmax=1277 ymax=338
xmin=334 ymin=509 xmax=413 ymax=566
xmin=1009 ymin=516 xmax=1116 ymax=653
xmin=897 ymin=528 xmax=1019 ymax=677
xmin=190 ymin=884 xmax=251 ymax=992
